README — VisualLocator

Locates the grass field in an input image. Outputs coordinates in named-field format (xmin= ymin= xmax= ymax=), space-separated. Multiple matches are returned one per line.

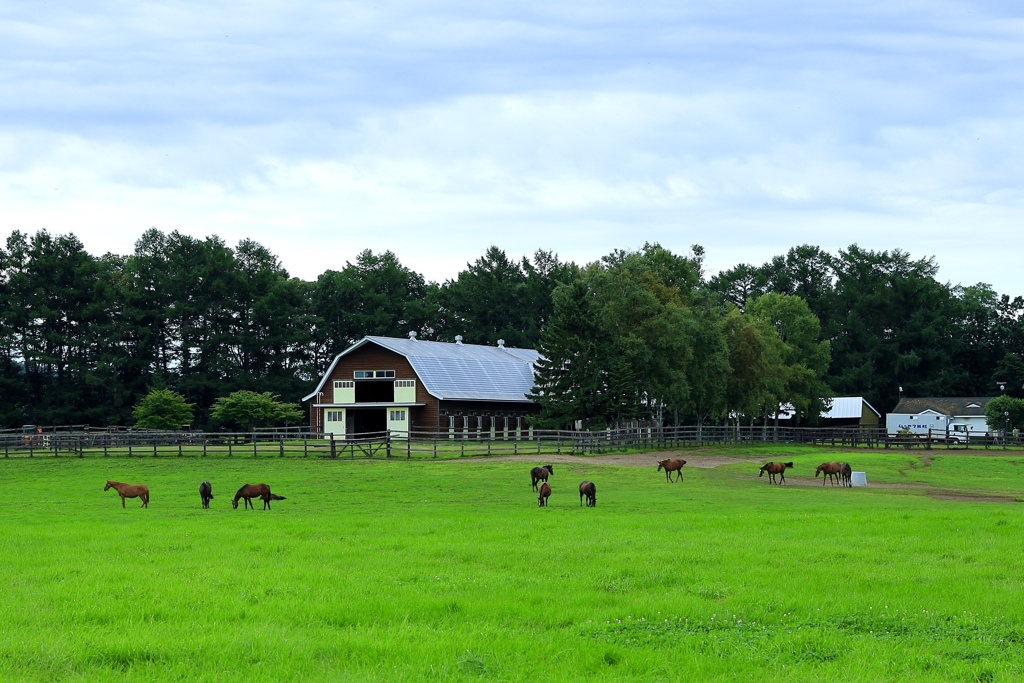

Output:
xmin=2 ymin=446 xmax=1024 ymax=681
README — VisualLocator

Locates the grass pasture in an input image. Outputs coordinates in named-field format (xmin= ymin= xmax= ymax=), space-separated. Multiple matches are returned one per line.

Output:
xmin=2 ymin=447 xmax=1024 ymax=681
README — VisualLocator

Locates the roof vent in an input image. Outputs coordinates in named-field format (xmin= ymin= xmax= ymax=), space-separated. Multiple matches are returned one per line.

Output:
xmin=497 ymin=339 xmax=505 ymax=348
xmin=408 ymin=331 xmax=417 ymax=341
xmin=455 ymin=335 xmax=463 ymax=345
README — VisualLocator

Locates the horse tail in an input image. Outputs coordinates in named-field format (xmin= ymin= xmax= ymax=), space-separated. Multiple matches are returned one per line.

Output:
xmin=269 ymin=494 xmax=286 ymax=500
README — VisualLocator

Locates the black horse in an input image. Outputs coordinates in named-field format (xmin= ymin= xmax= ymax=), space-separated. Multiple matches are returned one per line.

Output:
xmin=199 ymin=481 xmax=213 ymax=509
xmin=579 ymin=480 xmax=596 ymax=507
xmin=531 ymin=465 xmax=554 ymax=491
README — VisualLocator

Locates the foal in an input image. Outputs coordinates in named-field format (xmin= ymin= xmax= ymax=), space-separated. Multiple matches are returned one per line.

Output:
xmin=579 ymin=480 xmax=597 ymax=507
xmin=758 ymin=462 xmax=793 ymax=485
xmin=104 ymin=480 xmax=150 ymax=508
xmin=531 ymin=465 xmax=554 ymax=491
xmin=537 ymin=481 xmax=552 ymax=507
xmin=199 ymin=481 xmax=213 ymax=508
xmin=657 ymin=458 xmax=687 ymax=482
xmin=815 ymin=461 xmax=843 ymax=486
xmin=232 ymin=483 xmax=286 ymax=510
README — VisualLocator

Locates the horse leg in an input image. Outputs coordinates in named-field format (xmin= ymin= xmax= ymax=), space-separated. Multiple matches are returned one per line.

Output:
xmin=121 ymin=494 xmax=126 ymax=508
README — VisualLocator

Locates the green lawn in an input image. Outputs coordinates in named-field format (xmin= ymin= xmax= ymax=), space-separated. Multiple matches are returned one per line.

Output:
xmin=2 ymin=447 xmax=1023 ymax=681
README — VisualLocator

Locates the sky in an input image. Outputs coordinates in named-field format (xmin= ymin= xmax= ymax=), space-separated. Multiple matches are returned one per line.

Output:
xmin=2 ymin=1 xmax=1022 ymax=294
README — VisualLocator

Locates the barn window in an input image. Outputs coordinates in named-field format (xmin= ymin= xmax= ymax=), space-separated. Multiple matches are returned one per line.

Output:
xmin=354 ymin=370 xmax=396 ymax=379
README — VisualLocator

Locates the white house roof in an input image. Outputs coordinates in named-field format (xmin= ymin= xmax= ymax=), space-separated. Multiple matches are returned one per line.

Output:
xmin=303 ymin=336 xmax=540 ymax=403
xmin=823 ymin=397 xmax=881 ymax=420
xmin=891 ymin=397 xmax=994 ymax=417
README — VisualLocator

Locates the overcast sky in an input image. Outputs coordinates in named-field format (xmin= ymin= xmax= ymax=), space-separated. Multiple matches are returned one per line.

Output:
xmin=2 ymin=1 xmax=1022 ymax=294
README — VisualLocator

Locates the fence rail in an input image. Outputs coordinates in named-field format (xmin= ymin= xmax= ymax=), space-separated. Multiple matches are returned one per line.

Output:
xmin=2 ymin=424 xmax=1020 ymax=459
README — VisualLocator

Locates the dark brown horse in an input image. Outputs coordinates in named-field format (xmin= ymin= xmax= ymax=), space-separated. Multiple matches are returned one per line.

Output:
xmin=815 ymin=461 xmax=843 ymax=486
xmin=841 ymin=462 xmax=852 ymax=488
xmin=104 ymin=480 xmax=150 ymax=508
xmin=232 ymin=483 xmax=286 ymax=510
xmin=199 ymin=481 xmax=213 ymax=508
xmin=531 ymin=465 xmax=554 ymax=491
xmin=758 ymin=461 xmax=793 ymax=485
xmin=657 ymin=458 xmax=686 ymax=482
xmin=537 ymin=481 xmax=552 ymax=507
xmin=579 ymin=480 xmax=596 ymax=507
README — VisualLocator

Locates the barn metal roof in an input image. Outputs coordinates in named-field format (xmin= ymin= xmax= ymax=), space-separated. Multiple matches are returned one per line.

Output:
xmin=823 ymin=397 xmax=881 ymax=420
xmin=303 ymin=336 xmax=540 ymax=403
xmin=774 ymin=396 xmax=880 ymax=421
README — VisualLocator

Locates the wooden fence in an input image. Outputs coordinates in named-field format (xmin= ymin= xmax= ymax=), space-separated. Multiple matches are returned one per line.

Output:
xmin=1 ymin=424 xmax=1020 ymax=459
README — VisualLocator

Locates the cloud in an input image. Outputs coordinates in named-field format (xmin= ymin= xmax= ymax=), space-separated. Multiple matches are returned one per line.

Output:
xmin=1 ymin=1 xmax=1023 ymax=293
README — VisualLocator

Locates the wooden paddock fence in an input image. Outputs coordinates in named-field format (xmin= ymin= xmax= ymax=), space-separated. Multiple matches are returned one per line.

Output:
xmin=1 ymin=424 xmax=1020 ymax=459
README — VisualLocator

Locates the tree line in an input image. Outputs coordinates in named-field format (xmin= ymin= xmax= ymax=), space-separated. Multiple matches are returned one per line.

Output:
xmin=1 ymin=229 xmax=1021 ymax=430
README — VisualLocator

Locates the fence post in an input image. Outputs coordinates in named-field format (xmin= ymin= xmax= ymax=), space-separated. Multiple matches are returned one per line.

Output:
xmin=386 ymin=430 xmax=392 ymax=458
xmin=203 ymin=439 xmax=207 ymax=457
xmin=253 ymin=433 xmax=258 ymax=458
xmin=330 ymin=433 xmax=336 ymax=459
xmin=280 ymin=437 xmax=285 ymax=458
xmin=433 ymin=438 xmax=437 ymax=459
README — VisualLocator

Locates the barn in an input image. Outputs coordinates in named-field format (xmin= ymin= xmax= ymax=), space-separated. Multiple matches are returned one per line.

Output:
xmin=775 ymin=396 xmax=881 ymax=427
xmin=303 ymin=333 xmax=541 ymax=439
xmin=820 ymin=397 xmax=882 ymax=428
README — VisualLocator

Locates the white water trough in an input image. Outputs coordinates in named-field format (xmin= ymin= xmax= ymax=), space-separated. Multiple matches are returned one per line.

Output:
xmin=850 ymin=471 xmax=868 ymax=487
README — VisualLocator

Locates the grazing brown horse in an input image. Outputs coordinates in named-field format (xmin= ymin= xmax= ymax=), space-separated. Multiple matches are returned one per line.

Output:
xmin=758 ymin=461 xmax=793 ymax=485
xmin=232 ymin=483 xmax=286 ymax=510
xmin=104 ymin=480 xmax=150 ymax=508
xmin=657 ymin=458 xmax=687 ymax=482
xmin=537 ymin=481 xmax=552 ymax=507
xmin=199 ymin=481 xmax=213 ymax=508
xmin=841 ymin=462 xmax=852 ymax=488
xmin=531 ymin=465 xmax=554 ymax=491
xmin=815 ymin=461 xmax=843 ymax=486
xmin=579 ymin=480 xmax=596 ymax=507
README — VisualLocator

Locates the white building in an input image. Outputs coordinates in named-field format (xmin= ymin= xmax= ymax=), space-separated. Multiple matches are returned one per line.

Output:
xmin=885 ymin=397 xmax=994 ymax=441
